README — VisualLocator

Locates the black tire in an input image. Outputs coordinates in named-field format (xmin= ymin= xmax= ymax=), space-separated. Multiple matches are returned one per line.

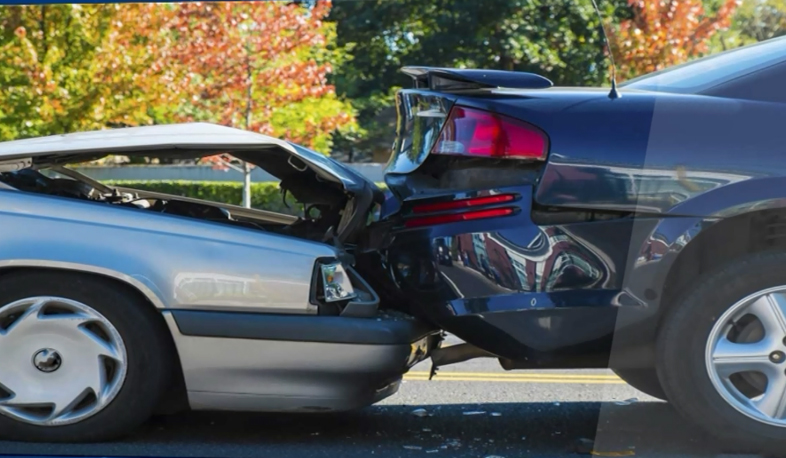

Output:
xmin=657 ymin=251 xmax=786 ymax=453
xmin=612 ymin=368 xmax=668 ymax=401
xmin=0 ymin=271 xmax=174 ymax=442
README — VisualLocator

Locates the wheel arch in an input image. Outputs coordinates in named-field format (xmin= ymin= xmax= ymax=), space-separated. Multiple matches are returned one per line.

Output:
xmin=0 ymin=260 xmax=166 ymax=309
xmin=659 ymin=208 xmax=786 ymax=320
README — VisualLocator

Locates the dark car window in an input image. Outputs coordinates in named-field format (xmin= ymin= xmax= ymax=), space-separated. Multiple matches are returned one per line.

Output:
xmin=703 ymin=61 xmax=786 ymax=103
xmin=622 ymin=35 xmax=786 ymax=94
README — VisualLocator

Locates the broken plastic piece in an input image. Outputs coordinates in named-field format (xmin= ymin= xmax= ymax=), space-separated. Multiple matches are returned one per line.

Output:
xmin=411 ymin=408 xmax=429 ymax=417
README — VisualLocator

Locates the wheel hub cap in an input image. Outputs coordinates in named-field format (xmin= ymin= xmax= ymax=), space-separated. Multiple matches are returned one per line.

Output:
xmin=32 ymin=349 xmax=62 ymax=373
xmin=0 ymin=297 xmax=127 ymax=426
xmin=707 ymin=287 xmax=786 ymax=427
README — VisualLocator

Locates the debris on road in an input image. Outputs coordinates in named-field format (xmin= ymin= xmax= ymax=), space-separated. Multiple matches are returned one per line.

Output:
xmin=462 ymin=411 xmax=486 ymax=416
xmin=614 ymin=398 xmax=639 ymax=406
xmin=445 ymin=439 xmax=462 ymax=448
xmin=411 ymin=408 xmax=430 ymax=417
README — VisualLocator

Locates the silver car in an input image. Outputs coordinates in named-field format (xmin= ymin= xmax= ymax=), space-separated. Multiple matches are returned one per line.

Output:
xmin=0 ymin=123 xmax=437 ymax=442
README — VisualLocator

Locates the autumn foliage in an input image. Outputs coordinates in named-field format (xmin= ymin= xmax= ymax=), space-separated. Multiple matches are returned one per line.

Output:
xmin=0 ymin=1 xmax=356 ymax=154
xmin=0 ymin=0 xmax=754 ymax=150
xmin=0 ymin=5 xmax=160 ymax=139
xmin=611 ymin=0 xmax=741 ymax=80
xmin=160 ymin=1 xmax=355 ymax=151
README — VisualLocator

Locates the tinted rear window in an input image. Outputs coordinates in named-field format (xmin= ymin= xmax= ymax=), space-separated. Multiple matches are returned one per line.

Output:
xmin=621 ymin=36 xmax=786 ymax=94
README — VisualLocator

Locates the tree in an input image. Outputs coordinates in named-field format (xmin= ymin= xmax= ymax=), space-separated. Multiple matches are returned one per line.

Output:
xmin=157 ymin=1 xmax=356 ymax=152
xmin=147 ymin=1 xmax=357 ymax=206
xmin=0 ymin=5 xmax=161 ymax=140
xmin=609 ymin=0 xmax=740 ymax=79
xmin=731 ymin=0 xmax=786 ymax=43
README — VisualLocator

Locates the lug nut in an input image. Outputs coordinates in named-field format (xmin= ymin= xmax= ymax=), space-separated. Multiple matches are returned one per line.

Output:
xmin=771 ymin=351 xmax=786 ymax=364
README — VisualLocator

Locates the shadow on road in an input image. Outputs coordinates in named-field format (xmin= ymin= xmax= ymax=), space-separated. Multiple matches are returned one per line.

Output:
xmin=0 ymin=402 xmax=765 ymax=458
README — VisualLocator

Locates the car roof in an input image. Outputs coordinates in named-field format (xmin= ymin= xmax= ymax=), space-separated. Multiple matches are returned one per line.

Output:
xmin=0 ymin=123 xmax=293 ymax=160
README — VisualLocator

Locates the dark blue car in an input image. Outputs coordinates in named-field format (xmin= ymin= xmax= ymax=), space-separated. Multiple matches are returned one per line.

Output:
xmin=359 ymin=35 xmax=786 ymax=451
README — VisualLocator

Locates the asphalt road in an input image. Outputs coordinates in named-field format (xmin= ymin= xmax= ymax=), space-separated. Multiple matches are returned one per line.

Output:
xmin=0 ymin=351 xmax=767 ymax=458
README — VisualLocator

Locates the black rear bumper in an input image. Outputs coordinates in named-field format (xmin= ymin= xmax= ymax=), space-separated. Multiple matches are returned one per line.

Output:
xmin=362 ymin=184 xmax=663 ymax=367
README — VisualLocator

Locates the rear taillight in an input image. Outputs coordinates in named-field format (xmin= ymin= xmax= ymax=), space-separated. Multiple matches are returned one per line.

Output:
xmin=405 ymin=193 xmax=519 ymax=228
xmin=431 ymin=106 xmax=548 ymax=160
xmin=412 ymin=193 xmax=517 ymax=214
xmin=405 ymin=208 xmax=515 ymax=228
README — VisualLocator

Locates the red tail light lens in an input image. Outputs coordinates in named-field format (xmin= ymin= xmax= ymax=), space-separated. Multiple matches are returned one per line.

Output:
xmin=412 ymin=193 xmax=517 ymax=214
xmin=431 ymin=106 xmax=548 ymax=160
xmin=405 ymin=208 xmax=515 ymax=228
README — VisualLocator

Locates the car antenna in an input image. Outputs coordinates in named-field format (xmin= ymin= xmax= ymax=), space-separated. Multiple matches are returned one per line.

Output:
xmin=590 ymin=0 xmax=621 ymax=99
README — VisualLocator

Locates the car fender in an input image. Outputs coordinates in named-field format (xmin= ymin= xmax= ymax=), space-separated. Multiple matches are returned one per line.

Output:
xmin=615 ymin=177 xmax=786 ymax=335
xmin=0 ymin=190 xmax=337 ymax=314
xmin=0 ymin=258 xmax=167 ymax=309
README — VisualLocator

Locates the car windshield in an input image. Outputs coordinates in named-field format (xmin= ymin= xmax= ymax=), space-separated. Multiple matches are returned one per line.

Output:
xmin=622 ymin=35 xmax=786 ymax=93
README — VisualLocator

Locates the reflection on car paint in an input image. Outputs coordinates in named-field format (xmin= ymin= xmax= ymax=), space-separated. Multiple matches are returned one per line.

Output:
xmin=173 ymin=272 xmax=311 ymax=310
xmin=445 ymin=229 xmax=604 ymax=295
xmin=391 ymin=221 xmax=613 ymax=307
xmin=537 ymin=160 xmax=751 ymax=214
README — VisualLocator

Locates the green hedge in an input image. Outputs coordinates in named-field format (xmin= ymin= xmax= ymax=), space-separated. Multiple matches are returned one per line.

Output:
xmin=105 ymin=180 xmax=301 ymax=215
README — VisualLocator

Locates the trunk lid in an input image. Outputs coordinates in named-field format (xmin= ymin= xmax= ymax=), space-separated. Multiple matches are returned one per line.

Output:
xmin=0 ymin=123 xmax=384 ymax=242
xmin=0 ymin=122 xmax=380 ymax=198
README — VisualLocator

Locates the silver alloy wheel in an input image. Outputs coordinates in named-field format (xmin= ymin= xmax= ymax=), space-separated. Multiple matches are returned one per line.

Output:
xmin=706 ymin=286 xmax=786 ymax=427
xmin=0 ymin=297 xmax=127 ymax=426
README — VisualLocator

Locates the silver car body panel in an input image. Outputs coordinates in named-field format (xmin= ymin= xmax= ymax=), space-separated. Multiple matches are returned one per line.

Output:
xmin=163 ymin=313 xmax=415 ymax=411
xmin=0 ymin=189 xmax=336 ymax=314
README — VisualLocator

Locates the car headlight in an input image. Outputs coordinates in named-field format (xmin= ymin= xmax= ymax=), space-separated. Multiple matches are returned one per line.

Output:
xmin=320 ymin=262 xmax=357 ymax=302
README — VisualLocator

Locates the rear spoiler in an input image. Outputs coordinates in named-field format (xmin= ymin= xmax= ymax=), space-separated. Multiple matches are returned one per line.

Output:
xmin=401 ymin=67 xmax=553 ymax=92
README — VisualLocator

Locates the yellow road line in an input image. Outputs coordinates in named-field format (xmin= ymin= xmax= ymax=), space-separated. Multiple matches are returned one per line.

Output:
xmin=410 ymin=371 xmax=620 ymax=380
xmin=404 ymin=377 xmax=624 ymax=383
xmin=403 ymin=371 xmax=626 ymax=384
